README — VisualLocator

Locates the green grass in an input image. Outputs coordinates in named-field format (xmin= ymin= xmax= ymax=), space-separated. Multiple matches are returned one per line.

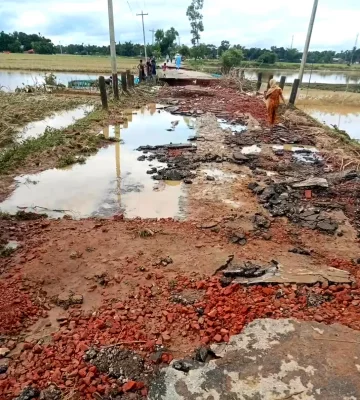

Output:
xmin=0 ymin=108 xmax=105 ymax=173
xmin=0 ymin=91 xmax=91 ymax=148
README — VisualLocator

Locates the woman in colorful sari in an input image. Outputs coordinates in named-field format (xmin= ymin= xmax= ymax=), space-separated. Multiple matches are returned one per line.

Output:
xmin=265 ymin=79 xmax=285 ymax=126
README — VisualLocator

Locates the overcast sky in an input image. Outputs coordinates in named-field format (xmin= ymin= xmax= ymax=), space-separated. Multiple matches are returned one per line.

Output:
xmin=0 ymin=0 xmax=359 ymax=51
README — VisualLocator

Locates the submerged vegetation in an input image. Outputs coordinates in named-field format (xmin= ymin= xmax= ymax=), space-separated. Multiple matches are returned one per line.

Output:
xmin=0 ymin=90 xmax=91 ymax=147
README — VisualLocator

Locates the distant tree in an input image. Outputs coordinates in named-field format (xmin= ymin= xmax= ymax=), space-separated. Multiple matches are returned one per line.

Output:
xmin=9 ymin=39 xmax=22 ymax=53
xmin=32 ymin=41 xmax=55 ymax=54
xmin=186 ymin=0 xmax=204 ymax=46
xmin=258 ymin=51 xmax=277 ymax=64
xmin=221 ymin=48 xmax=244 ymax=73
xmin=179 ymin=44 xmax=191 ymax=57
xmin=154 ymin=27 xmax=178 ymax=56
xmin=218 ymin=40 xmax=230 ymax=56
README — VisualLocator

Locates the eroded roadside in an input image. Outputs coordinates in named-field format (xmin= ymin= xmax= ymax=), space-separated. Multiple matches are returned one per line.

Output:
xmin=1 ymin=81 xmax=360 ymax=399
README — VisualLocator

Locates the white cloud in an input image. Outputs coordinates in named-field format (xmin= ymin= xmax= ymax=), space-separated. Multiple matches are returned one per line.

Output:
xmin=0 ymin=0 xmax=359 ymax=50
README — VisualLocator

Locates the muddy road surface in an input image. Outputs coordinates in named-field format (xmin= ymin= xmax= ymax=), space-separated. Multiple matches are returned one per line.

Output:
xmin=1 ymin=81 xmax=360 ymax=399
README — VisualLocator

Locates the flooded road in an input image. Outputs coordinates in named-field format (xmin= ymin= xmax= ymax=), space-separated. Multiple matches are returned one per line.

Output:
xmin=18 ymin=105 xmax=94 ymax=141
xmin=0 ymin=105 xmax=193 ymax=219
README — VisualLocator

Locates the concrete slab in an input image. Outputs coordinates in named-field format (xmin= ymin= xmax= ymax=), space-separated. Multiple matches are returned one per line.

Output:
xmin=149 ymin=318 xmax=360 ymax=399
xmin=159 ymin=68 xmax=216 ymax=81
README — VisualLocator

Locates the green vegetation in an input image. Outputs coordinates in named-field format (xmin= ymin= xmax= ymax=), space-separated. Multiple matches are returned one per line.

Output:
xmin=0 ymin=246 xmax=15 ymax=257
xmin=221 ymin=49 xmax=244 ymax=73
xmin=186 ymin=0 xmax=204 ymax=46
xmin=0 ymin=31 xmax=55 ymax=54
xmin=0 ymin=109 xmax=104 ymax=173
xmin=0 ymin=90 xmax=92 ymax=147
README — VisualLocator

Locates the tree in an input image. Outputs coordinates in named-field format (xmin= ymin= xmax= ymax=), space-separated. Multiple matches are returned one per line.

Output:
xmin=179 ymin=44 xmax=191 ymax=58
xmin=154 ymin=27 xmax=178 ymax=56
xmin=258 ymin=51 xmax=277 ymax=64
xmin=221 ymin=48 xmax=244 ymax=73
xmin=32 ymin=41 xmax=55 ymax=54
xmin=186 ymin=0 xmax=204 ymax=46
xmin=218 ymin=40 xmax=230 ymax=56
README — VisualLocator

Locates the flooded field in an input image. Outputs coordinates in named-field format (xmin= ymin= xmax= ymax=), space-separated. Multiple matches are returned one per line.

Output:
xmin=245 ymin=69 xmax=360 ymax=85
xmin=300 ymin=104 xmax=360 ymax=140
xmin=18 ymin=105 xmax=94 ymax=141
xmin=0 ymin=105 xmax=194 ymax=218
xmin=0 ymin=70 xmax=100 ymax=91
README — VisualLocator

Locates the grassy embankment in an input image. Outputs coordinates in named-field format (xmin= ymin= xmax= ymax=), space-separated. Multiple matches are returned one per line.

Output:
xmin=0 ymin=53 xmax=140 ymax=73
xmin=0 ymin=91 xmax=94 ymax=147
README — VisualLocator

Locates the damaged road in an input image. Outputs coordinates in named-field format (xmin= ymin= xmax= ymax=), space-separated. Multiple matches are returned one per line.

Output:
xmin=1 ymin=77 xmax=360 ymax=399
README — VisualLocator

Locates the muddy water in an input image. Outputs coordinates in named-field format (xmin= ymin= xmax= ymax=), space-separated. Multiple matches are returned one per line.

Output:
xmin=0 ymin=70 xmax=100 ymax=91
xmin=18 ymin=105 xmax=94 ymax=141
xmin=245 ymin=69 xmax=360 ymax=85
xmin=299 ymin=104 xmax=360 ymax=140
xmin=0 ymin=105 xmax=194 ymax=219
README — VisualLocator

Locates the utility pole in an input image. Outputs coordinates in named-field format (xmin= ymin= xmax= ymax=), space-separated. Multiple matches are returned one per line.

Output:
xmin=350 ymin=33 xmax=359 ymax=65
xmin=59 ymin=41 xmax=62 ymax=54
xmin=178 ymin=36 xmax=181 ymax=47
xmin=107 ymin=0 xmax=119 ymax=99
xmin=298 ymin=0 xmax=318 ymax=84
xmin=137 ymin=11 xmax=148 ymax=60
xmin=290 ymin=35 xmax=294 ymax=50
xmin=149 ymin=29 xmax=155 ymax=46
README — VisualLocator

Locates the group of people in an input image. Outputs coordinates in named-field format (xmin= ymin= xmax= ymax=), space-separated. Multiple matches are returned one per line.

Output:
xmin=137 ymin=54 xmax=183 ymax=81
xmin=137 ymin=57 xmax=157 ymax=81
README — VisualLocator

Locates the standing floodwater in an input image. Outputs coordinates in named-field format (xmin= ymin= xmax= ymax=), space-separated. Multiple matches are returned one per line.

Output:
xmin=0 ymin=105 xmax=196 ymax=218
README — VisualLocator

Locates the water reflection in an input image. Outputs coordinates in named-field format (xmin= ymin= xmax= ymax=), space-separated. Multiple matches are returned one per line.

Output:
xmin=18 ymin=105 xmax=94 ymax=141
xmin=0 ymin=70 xmax=100 ymax=91
xmin=0 ymin=105 xmax=193 ymax=219
xmin=244 ymin=69 xmax=360 ymax=85
xmin=299 ymin=104 xmax=360 ymax=140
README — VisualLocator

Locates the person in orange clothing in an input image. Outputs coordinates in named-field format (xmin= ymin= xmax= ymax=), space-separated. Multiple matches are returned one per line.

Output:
xmin=265 ymin=79 xmax=285 ymax=126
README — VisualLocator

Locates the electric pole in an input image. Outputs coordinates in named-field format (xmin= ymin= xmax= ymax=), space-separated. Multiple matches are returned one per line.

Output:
xmin=298 ymin=0 xmax=318 ymax=84
xmin=137 ymin=11 xmax=148 ymax=60
xmin=290 ymin=35 xmax=294 ymax=50
xmin=350 ymin=33 xmax=359 ymax=65
xmin=149 ymin=29 xmax=155 ymax=46
xmin=107 ymin=0 xmax=119 ymax=99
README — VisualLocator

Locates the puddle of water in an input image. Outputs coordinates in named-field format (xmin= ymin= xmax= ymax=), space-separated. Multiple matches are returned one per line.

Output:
xmin=272 ymin=144 xmax=322 ymax=164
xmin=0 ymin=105 xmax=193 ymax=219
xmin=18 ymin=105 xmax=94 ymax=141
xmin=218 ymin=119 xmax=246 ymax=134
xmin=202 ymin=168 xmax=237 ymax=181
xmin=241 ymin=145 xmax=261 ymax=155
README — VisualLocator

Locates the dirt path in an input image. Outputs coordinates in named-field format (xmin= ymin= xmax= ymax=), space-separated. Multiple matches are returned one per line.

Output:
xmin=1 ymin=81 xmax=360 ymax=399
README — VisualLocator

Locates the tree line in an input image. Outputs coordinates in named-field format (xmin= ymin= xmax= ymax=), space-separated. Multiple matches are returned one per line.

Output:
xmin=1 ymin=30 xmax=359 ymax=65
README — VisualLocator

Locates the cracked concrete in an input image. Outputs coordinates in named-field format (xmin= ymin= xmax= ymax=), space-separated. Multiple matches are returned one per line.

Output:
xmin=149 ymin=319 xmax=360 ymax=400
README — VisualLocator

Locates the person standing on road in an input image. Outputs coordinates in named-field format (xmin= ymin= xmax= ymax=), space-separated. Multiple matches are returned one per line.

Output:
xmin=175 ymin=53 xmax=181 ymax=70
xmin=151 ymin=58 xmax=157 ymax=78
xmin=138 ymin=60 xmax=145 ymax=81
xmin=265 ymin=79 xmax=285 ymax=126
